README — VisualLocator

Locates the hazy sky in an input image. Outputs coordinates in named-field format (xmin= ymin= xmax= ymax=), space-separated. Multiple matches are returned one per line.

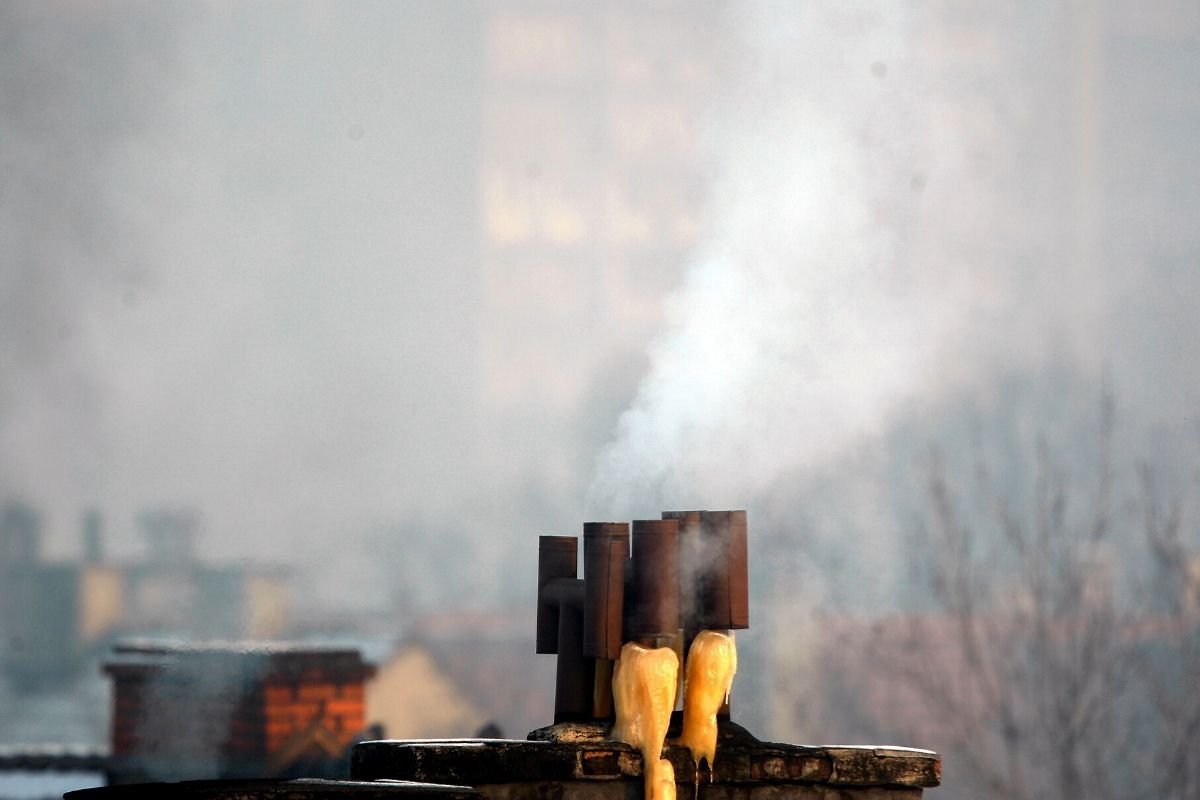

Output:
xmin=2 ymin=1 xmax=1198 ymax=616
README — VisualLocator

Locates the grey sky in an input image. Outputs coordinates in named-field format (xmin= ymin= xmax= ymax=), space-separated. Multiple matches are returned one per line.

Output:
xmin=2 ymin=2 xmax=1198 ymax=618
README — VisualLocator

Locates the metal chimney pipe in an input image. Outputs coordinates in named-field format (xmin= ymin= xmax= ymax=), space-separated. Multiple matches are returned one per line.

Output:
xmin=696 ymin=510 xmax=749 ymax=630
xmin=552 ymin=580 xmax=593 ymax=722
xmin=626 ymin=519 xmax=681 ymax=640
xmin=663 ymin=509 xmax=703 ymax=642
xmin=536 ymin=536 xmax=594 ymax=721
xmin=582 ymin=522 xmax=629 ymax=660
xmin=537 ymin=536 xmax=578 ymax=654
xmin=726 ymin=510 xmax=750 ymax=629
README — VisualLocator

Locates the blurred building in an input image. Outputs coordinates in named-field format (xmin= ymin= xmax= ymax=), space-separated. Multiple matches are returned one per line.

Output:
xmin=475 ymin=2 xmax=722 ymax=487
xmin=119 ymin=508 xmax=290 ymax=639
xmin=0 ymin=502 xmax=81 ymax=690
xmin=366 ymin=611 xmax=554 ymax=740
xmin=419 ymin=612 xmax=556 ymax=736
xmin=910 ymin=1 xmax=1200 ymax=342
xmin=0 ymin=502 xmax=291 ymax=692
xmin=366 ymin=646 xmax=487 ymax=740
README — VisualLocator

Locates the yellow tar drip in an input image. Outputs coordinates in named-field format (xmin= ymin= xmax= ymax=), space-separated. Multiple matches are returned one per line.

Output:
xmin=611 ymin=642 xmax=679 ymax=800
xmin=680 ymin=631 xmax=737 ymax=782
xmin=651 ymin=758 xmax=676 ymax=800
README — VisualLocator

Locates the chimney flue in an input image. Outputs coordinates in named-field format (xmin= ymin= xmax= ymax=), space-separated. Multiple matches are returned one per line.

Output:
xmin=537 ymin=536 xmax=577 ymax=654
xmin=582 ymin=522 xmax=629 ymax=660
xmin=626 ymin=519 xmax=680 ymax=641
xmin=696 ymin=510 xmax=749 ymax=631
xmin=535 ymin=509 xmax=750 ymax=724
xmin=537 ymin=535 xmax=594 ymax=722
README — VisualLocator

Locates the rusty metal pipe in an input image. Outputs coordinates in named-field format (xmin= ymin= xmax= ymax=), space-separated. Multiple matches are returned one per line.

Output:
xmin=696 ymin=510 xmax=749 ymax=630
xmin=726 ymin=510 xmax=749 ymax=629
xmin=626 ymin=519 xmax=680 ymax=639
xmin=582 ymin=522 xmax=629 ymax=660
xmin=663 ymin=509 xmax=704 ymax=646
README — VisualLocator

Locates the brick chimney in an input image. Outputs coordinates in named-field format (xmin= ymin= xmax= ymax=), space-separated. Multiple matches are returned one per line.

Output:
xmin=103 ymin=641 xmax=375 ymax=783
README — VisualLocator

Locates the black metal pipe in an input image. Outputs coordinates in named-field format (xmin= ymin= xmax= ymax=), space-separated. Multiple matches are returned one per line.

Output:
xmin=553 ymin=580 xmax=593 ymax=722
xmin=537 ymin=536 xmax=578 ymax=654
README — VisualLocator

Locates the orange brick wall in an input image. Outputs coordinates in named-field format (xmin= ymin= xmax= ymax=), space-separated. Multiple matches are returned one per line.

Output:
xmin=261 ymin=678 xmax=367 ymax=753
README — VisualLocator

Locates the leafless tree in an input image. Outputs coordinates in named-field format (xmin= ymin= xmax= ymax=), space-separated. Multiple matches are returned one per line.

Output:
xmin=869 ymin=392 xmax=1200 ymax=800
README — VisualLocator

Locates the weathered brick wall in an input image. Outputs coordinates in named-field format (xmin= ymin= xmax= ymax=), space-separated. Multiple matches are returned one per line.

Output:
xmin=476 ymin=785 xmax=922 ymax=800
xmin=351 ymin=731 xmax=941 ymax=800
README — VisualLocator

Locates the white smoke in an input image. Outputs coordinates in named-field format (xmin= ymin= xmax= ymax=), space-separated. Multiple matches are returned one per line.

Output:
xmin=588 ymin=3 xmax=964 ymax=516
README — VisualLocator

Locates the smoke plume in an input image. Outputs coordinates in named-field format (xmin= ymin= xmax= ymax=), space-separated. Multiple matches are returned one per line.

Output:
xmin=588 ymin=1 xmax=1200 ymax=530
xmin=588 ymin=4 xmax=939 ymax=516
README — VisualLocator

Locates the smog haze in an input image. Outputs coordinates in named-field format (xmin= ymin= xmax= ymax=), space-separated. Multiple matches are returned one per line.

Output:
xmin=2 ymin=1 xmax=1199 ymax=781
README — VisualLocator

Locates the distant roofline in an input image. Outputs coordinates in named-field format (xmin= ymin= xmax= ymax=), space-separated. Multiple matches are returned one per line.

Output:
xmin=101 ymin=638 xmax=376 ymax=679
xmin=110 ymin=638 xmax=364 ymax=656
xmin=0 ymin=744 xmax=111 ymax=772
